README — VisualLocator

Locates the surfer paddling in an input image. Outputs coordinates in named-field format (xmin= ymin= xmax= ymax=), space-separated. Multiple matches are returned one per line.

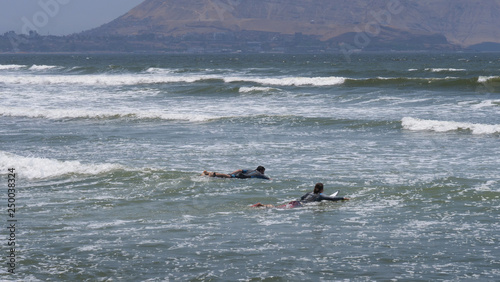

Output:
xmin=202 ymin=166 xmax=271 ymax=180
xmin=252 ymin=183 xmax=349 ymax=208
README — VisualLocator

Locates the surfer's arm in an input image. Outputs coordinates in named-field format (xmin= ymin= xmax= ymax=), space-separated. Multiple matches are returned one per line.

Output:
xmin=320 ymin=195 xmax=349 ymax=201
xmin=259 ymin=174 xmax=271 ymax=180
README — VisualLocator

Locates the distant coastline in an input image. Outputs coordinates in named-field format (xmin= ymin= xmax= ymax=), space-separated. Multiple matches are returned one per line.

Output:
xmin=5 ymin=0 xmax=500 ymax=54
xmin=2 ymin=32 xmax=494 ymax=54
xmin=2 ymin=30 xmax=500 ymax=54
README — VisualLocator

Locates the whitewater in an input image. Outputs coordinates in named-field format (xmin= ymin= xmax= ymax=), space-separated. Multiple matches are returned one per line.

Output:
xmin=0 ymin=53 xmax=499 ymax=281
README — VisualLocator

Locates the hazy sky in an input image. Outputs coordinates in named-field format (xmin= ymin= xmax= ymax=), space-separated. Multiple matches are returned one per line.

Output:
xmin=0 ymin=0 xmax=145 ymax=35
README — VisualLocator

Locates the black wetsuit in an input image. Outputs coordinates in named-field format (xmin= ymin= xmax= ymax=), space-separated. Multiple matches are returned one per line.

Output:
xmin=300 ymin=192 xmax=345 ymax=203
xmin=278 ymin=192 xmax=344 ymax=208
xmin=231 ymin=169 xmax=270 ymax=180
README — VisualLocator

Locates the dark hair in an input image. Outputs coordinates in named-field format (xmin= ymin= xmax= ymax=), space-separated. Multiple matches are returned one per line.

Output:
xmin=256 ymin=166 xmax=265 ymax=173
xmin=313 ymin=183 xmax=324 ymax=194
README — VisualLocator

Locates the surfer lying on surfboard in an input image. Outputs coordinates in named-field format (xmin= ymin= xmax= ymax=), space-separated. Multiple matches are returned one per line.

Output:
xmin=202 ymin=166 xmax=271 ymax=180
xmin=251 ymin=183 xmax=349 ymax=208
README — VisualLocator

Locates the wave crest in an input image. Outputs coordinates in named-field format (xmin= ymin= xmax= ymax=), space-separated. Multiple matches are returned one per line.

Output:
xmin=0 ymin=64 xmax=26 ymax=70
xmin=29 ymin=65 xmax=60 ymax=71
xmin=0 ymin=151 xmax=124 ymax=180
xmin=226 ymin=76 xmax=345 ymax=86
xmin=0 ymin=107 xmax=212 ymax=122
xmin=239 ymin=86 xmax=279 ymax=93
xmin=402 ymin=117 xmax=500 ymax=135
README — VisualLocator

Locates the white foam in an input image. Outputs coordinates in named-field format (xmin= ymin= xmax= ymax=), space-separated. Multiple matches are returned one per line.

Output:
xmin=471 ymin=100 xmax=500 ymax=109
xmin=475 ymin=180 xmax=499 ymax=192
xmin=478 ymin=76 xmax=500 ymax=83
xmin=239 ymin=86 xmax=277 ymax=93
xmin=0 ymin=151 xmax=124 ymax=180
xmin=402 ymin=117 xmax=500 ymax=135
xmin=76 ymin=245 xmax=103 ymax=252
xmin=425 ymin=68 xmax=466 ymax=72
xmin=86 ymin=220 xmax=132 ymax=229
xmin=0 ymin=74 xmax=217 ymax=86
xmin=144 ymin=67 xmax=174 ymax=74
xmin=226 ymin=76 xmax=346 ymax=86
xmin=0 ymin=107 xmax=213 ymax=122
xmin=29 ymin=65 xmax=60 ymax=71
xmin=0 ymin=64 xmax=26 ymax=70
xmin=0 ymin=72 xmax=346 ymax=87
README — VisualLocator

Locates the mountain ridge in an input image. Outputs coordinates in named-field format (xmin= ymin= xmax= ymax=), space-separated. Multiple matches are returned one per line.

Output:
xmin=4 ymin=0 xmax=500 ymax=53
xmin=88 ymin=0 xmax=500 ymax=48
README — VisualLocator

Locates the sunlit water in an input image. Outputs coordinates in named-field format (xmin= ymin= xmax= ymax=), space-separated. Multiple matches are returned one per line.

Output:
xmin=1 ymin=53 xmax=499 ymax=281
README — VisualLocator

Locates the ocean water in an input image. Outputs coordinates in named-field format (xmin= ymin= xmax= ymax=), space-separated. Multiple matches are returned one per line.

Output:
xmin=0 ymin=53 xmax=499 ymax=281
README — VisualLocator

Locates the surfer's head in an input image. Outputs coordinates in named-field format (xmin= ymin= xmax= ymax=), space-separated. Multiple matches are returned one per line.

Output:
xmin=314 ymin=183 xmax=324 ymax=194
xmin=256 ymin=166 xmax=265 ymax=174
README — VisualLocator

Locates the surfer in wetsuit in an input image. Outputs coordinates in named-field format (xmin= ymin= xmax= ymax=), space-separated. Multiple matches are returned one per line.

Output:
xmin=202 ymin=166 xmax=271 ymax=180
xmin=252 ymin=183 xmax=349 ymax=208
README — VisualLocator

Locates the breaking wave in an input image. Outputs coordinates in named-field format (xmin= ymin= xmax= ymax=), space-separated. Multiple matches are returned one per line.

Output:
xmin=402 ymin=117 xmax=500 ymax=135
xmin=0 ymin=151 xmax=124 ymax=180
xmin=424 ymin=68 xmax=466 ymax=72
xmin=225 ymin=76 xmax=346 ymax=86
xmin=239 ymin=86 xmax=280 ymax=93
xmin=0 ymin=107 xmax=213 ymax=122
xmin=0 ymin=64 xmax=26 ymax=70
xmin=28 ymin=65 xmax=61 ymax=71
xmin=478 ymin=76 xmax=500 ymax=83
xmin=2 ymin=62 xmax=498 ymax=92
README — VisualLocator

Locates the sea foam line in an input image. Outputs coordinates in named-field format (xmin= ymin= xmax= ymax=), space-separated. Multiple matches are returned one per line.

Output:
xmin=470 ymin=100 xmax=500 ymax=109
xmin=145 ymin=67 xmax=174 ymax=74
xmin=29 ymin=65 xmax=60 ymax=71
xmin=225 ymin=76 xmax=346 ymax=86
xmin=0 ymin=107 xmax=213 ymax=122
xmin=0 ymin=107 xmax=315 ymax=124
xmin=478 ymin=76 xmax=500 ymax=83
xmin=0 ymin=151 xmax=124 ymax=180
xmin=0 ymin=64 xmax=27 ymax=70
xmin=0 ymin=73 xmax=346 ymax=87
xmin=424 ymin=68 xmax=466 ymax=72
xmin=402 ymin=117 xmax=500 ymax=135
xmin=239 ymin=86 xmax=279 ymax=93
xmin=0 ymin=74 xmax=216 ymax=86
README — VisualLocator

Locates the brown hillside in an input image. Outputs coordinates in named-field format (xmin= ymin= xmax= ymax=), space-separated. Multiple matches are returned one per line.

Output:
xmin=87 ymin=0 xmax=500 ymax=47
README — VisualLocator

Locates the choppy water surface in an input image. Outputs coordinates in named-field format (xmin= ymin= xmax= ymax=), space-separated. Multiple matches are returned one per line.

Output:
xmin=1 ymin=53 xmax=499 ymax=281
